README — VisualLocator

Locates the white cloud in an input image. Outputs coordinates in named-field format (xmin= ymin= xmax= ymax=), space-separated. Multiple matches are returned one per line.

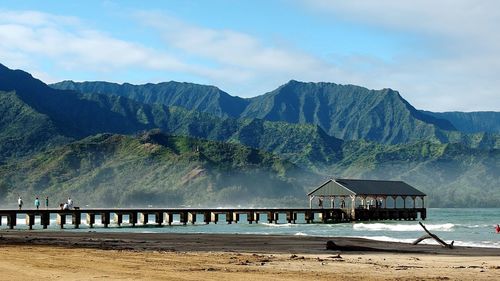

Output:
xmin=0 ymin=10 xmax=191 ymax=75
xmin=300 ymin=0 xmax=500 ymax=111
xmin=0 ymin=9 xmax=342 ymax=99
xmin=135 ymin=11 xmax=348 ymax=96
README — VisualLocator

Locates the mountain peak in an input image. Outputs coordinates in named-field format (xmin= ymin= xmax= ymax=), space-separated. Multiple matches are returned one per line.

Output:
xmin=0 ymin=63 xmax=49 ymax=94
xmin=51 ymin=79 xmax=250 ymax=118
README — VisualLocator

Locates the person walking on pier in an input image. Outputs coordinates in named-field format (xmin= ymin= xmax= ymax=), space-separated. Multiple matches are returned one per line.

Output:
xmin=35 ymin=196 xmax=40 ymax=210
xmin=67 ymin=197 xmax=73 ymax=210
xmin=18 ymin=196 xmax=23 ymax=210
xmin=45 ymin=196 xmax=49 ymax=209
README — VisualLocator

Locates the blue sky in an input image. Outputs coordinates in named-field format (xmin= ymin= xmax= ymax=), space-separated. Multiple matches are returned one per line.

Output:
xmin=0 ymin=0 xmax=499 ymax=111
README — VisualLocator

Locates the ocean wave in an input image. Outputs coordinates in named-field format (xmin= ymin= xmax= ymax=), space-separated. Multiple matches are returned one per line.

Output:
xmin=455 ymin=224 xmax=493 ymax=229
xmin=294 ymin=232 xmax=308 ymax=236
xmin=452 ymin=240 xmax=500 ymax=248
xmin=352 ymin=235 xmax=418 ymax=244
xmin=260 ymin=223 xmax=299 ymax=228
xmin=354 ymin=236 xmax=500 ymax=248
xmin=352 ymin=223 xmax=455 ymax=232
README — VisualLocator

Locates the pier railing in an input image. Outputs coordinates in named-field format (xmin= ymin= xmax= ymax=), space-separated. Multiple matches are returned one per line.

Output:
xmin=0 ymin=207 xmax=426 ymax=230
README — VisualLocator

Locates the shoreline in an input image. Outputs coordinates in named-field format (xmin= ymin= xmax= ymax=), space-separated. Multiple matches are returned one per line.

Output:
xmin=1 ymin=230 xmax=499 ymax=256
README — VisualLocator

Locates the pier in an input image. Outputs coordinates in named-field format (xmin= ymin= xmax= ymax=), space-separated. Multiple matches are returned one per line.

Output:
xmin=0 ymin=206 xmax=426 ymax=230
xmin=0 ymin=179 xmax=427 ymax=230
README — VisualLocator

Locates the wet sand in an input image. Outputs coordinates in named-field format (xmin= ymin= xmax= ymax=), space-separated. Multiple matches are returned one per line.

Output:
xmin=0 ymin=231 xmax=499 ymax=280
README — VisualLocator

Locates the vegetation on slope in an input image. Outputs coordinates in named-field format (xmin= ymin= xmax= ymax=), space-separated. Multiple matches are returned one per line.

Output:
xmin=0 ymin=91 xmax=69 ymax=161
xmin=422 ymin=110 xmax=500 ymax=134
xmin=54 ymin=79 xmax=487 ymax=145
xmin=0 ymin=131 xmax=313 ymax=208
xmin=0 ymin=64 xmax=344 ymax=167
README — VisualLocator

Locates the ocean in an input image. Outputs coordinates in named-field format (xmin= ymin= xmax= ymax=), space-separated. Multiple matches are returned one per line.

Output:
xmin=9 ymin=208 xmax=500 ymax=248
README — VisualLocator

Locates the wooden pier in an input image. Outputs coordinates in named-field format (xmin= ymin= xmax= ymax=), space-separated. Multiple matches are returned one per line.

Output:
xmin=0 ymin=207 xmax=426 ymax=230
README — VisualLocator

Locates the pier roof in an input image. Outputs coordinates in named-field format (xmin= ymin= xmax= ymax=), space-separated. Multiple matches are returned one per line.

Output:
xmin=307 ymin=179 xmax=426 ymax=197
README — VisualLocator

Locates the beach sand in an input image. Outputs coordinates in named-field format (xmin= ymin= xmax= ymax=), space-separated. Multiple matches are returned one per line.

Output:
xmin=0 ymin=231 xmax=499 ymax=280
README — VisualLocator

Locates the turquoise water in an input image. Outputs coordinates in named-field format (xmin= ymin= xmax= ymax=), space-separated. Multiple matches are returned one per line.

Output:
xmin=8 ymin=208 xmax=500 ymax=248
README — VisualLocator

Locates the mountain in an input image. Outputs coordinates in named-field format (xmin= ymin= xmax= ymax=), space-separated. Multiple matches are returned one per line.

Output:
xmin=242 ymin=80 xmax=457 ymax=144
xmin=0 ymin=91 xmax=69 ymax=161
xmin=139 ymin=107 xmax=344 ymax=168
xmin=53 ymin=80 xmax=462 ymax=144
xmin=421 ymin=111 xmax=500 ymax=134
xmin=0 ymin=64 xmax=343 ymax=167
xmin=0 ymin=131 xmax=313 ymax=207
xmin=0 ymin=64 xmax=152 ymax=139
xmin=1 ymin=64 xmax=498 ymax=207
xmin=53 ymin=80 xmax=249 ymax=118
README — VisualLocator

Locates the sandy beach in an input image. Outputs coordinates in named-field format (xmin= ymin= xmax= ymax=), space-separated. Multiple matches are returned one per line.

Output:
xmin=0 ymin=231 xmax=499 ymax=280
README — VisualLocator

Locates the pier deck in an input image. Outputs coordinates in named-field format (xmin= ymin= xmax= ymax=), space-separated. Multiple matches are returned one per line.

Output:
xmin=0 ymin=207 xmax=426 ymax=229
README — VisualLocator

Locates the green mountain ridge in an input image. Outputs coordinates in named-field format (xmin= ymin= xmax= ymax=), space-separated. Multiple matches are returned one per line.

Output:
xmin=0 ymin=64 xmax=343 ymax=167
xmin=53 ymin=80 xmax=248 ymax=118
xmin=422 ymin=111 xmax=500 ymax=134
xmin=242 ymin=80 xmax=457 ymax=144
xmin=52 ymin=79 xmax=500 ymax=145
xmin=0 ymin=91 xmax=70 ymax=160
xmin=0 ymin=131 xmax=312 ymax=207
xmin=53 ymin=79 xmax=499 ymax=149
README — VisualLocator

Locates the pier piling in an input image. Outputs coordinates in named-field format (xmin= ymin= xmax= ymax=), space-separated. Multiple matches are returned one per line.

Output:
xmin=129 ymin=212 xmax=138 ymax=226
xmin=100 ymin=212 xmax=110 ymax=228
xmin=25 ymin=214 xmax=35 ymax=230
xmin=86 ymin=213 xmax=95 ymax=228
xmin=232 ymin=213 xmax=239 ymax=223
xmin=203 ymin=212 xmax=211 ymax=224
xmin=165 ymin=213 xmax=173 ymax=225
xmin=139 ymin=213 xmax=149 ymax=225
xmin=41 ymin=213 xmax=50 ymax=229
xmin=56 ymin=214 xmax=66 ymax=229
xmin=225 ymin=212 xmax=233 ymax=224
xmin=188 ymin=212 xmax=196 ymax=224
xmin=155 ymin=212 xmax=163 ymax=226
xmin=179 ymin=212 xmax=188 ymax=225
xmin=72 ymin=212 xmax=81 ymax=228
xmin=211 ymin=212 xmax=219 ymax=224
xmin=114 ymin=213 xmax=123 ymax=226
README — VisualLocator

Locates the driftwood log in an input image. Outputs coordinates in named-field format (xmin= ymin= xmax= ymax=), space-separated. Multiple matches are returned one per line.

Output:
xmin=325 ymin=240 xmax=409 ymax=253
xmin=326 ymin=240 xmax=382 ymax=252
xmin=326 ymin=222 xmax=454 ymax=252
xmin=412 ymin=222 xmax=454 ymax=249
xmin=326 ymin=222 xmax=454 ymax=253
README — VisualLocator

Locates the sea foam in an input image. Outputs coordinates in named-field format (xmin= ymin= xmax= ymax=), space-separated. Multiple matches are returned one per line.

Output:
xmin=353 ymin=223 xmax=455 ymax=232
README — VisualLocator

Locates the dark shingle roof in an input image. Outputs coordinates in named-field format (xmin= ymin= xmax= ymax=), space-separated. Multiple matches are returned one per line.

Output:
xmin=308 ymin=178 xmax=426 ymax=197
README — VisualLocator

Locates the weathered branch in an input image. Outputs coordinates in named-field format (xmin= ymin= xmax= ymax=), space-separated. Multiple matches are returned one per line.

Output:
xmin=414 ymin=222 xmax=454 ymax=249
xmin=412 ymin=234 xmax=432 ymax=245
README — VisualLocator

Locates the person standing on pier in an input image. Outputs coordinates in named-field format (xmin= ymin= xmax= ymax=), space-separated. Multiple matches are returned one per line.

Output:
xmin=35 ymin=196 xmax=40 ymax=210
xmin=67 ymin=197 xmax=73 ymax=210
xmin=45 ymin=196 xmax=49 ymax=209
xmin=18 ymin=196 xmax=23 ymax=210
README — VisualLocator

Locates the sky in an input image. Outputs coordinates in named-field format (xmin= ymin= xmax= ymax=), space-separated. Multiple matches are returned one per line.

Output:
xmin=0 ymin=0 xmax=499 ymax=112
